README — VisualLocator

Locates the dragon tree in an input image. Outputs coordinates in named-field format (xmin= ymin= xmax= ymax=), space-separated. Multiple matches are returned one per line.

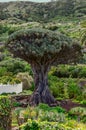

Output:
xmin=7 ymin=28 xmax=82 ymax=106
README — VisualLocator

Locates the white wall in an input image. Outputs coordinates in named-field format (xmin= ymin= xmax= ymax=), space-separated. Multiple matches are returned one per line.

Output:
xmin=0 ymin=83 xmax=22 ymax=94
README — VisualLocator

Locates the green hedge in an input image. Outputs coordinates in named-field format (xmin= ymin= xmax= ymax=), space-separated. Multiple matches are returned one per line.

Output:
xmin=50 ymin=65 xmax=86 ymax=78
xmin=48 ymin=76 xmax=86 ymax=100
xmin=0 ymin=58 xmax=31 ymax=75
xmin=0 ymin=96 xmax=12 ymax=130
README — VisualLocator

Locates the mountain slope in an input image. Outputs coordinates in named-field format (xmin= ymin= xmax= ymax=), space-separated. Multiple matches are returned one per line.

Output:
xmin=0 ymin=0 xmax=86 ymax=22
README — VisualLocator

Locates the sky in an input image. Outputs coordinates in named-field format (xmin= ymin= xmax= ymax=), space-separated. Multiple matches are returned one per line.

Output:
xmin=0 ymin=0 xmax=51 ymax=2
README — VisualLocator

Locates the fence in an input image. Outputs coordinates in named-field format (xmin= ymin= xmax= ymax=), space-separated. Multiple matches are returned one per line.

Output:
xmin=0 ymin=82 xmax=22 ymax=94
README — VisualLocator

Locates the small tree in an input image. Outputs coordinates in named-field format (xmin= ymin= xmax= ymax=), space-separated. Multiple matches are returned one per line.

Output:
xmin=7 ymin=28 xmax=82 ymax=106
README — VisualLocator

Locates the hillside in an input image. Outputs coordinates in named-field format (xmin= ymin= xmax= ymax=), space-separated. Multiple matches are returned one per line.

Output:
xmin=0 ymin=0 xmax=86 ymax=23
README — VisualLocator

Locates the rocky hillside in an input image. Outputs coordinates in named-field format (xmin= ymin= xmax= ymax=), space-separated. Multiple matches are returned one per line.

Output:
xmin=0 ymin=0 xmax=86 ymax=23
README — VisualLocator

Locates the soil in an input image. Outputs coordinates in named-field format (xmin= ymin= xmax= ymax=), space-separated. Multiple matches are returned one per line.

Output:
xmin=12 ymin=95 xmax=86 ymax=111
xmin=58 ymin=99 xmax=85 ymax=111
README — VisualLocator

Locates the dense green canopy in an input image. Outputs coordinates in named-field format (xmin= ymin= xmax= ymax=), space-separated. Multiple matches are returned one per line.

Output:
xmin=7 ymin=28 xmax=82 ymax=65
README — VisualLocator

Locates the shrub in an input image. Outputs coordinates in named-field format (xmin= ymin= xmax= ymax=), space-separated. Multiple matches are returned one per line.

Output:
xmin=81 ymin=100 xmax=86 ymax=105
xmin=53 ymin=106 xmax=66 ymax=113
xmin=18 ymin=107 xmax=38 ymax=125
xmin=48 ymin=75 xmax=84 ymax=100
xmin=46 ymin=25 xmax=59 ymax=31
xmin=8 ymin=27 xmax=20 ymax=35
xmin=38 ymin=103 xmax=50 ymax=111
xmin=0 ymin=75 xmax=20 ymax=84
xmin=0 ymin=67 xmax=7 ymax=77
xmin=0 ymin=58 xmax=32 ymax=75
xmin=82 ymin=116 xmax=86 ymax=123
xmin=39 ymin=121 xmax=63 ymax=130
xmin=67 ymin=81 xmax=81 ymax=99
xmin=39 ymin=111 xmax=65 ymax=122
xmin=13 ymin=101 xmax=21 ymax=107
xmin=20 ymin=120 xmax=39 ymax=130
xmin=0 ymin=24 xmax=10 ymax=34
xmin=79 ymin=68 xmax=86 ymax=78
xmin=16 ymin=72 xmax=33 ymax=90
xmin=38 ymin=103 xmax=65 ymax=113
xmin=69 ymin=107 xmax=86 ymax=115
xmin=51 ymin=65 xmax=86 ymax=78
xmin=0 ymin=96 xmax=12 ymax=130
xmin=20 ymin=119 xmax=63 ymax=130
xmin=69 ymin=107 xmax=86 ymax=122
xmin=49 ymin=75 xmax=64 ymax=98
xmin=19 ymin=104 xmax=65 ymax=125
xmin=13 ymin=108 xmax=25 ymax=126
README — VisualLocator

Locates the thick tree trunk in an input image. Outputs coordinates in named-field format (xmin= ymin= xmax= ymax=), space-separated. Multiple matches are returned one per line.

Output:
xmin=29 ymin=64 xmax=57 ymax=106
